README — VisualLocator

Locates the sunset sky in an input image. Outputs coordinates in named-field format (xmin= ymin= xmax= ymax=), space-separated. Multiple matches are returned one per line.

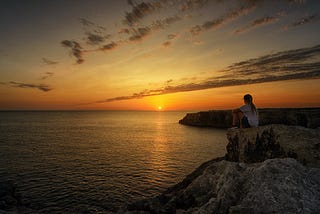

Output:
xmin=0 ymin=0 xmax=319 ymax=110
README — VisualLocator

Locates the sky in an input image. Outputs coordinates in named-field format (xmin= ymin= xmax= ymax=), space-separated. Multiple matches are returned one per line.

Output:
xmin=0 ymin=0 xmax=319 ymax=111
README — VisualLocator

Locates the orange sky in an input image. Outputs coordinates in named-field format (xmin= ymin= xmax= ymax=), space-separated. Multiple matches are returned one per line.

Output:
xmin=0 ymin=0 xmax=320 ymax=110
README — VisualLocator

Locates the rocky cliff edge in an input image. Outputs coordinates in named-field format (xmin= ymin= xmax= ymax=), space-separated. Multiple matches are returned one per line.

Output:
xmin=179 ymin=108 xmax=320 ymax=129
xmin=120 ymin=124 xmax=320 ymax=213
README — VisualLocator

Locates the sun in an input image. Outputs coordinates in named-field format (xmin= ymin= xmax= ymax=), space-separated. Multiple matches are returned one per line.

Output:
xmin=157 ymin=106 xmax=163 ymax=110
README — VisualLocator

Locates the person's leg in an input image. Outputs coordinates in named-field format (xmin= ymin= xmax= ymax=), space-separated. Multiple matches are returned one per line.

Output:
xmin=232 ymin=111 xmax=244 ymax=127
xmin=237 ymin=112 xmax=244 ymax=128
xmin=232 ymin=111 xmax=238 ymax=127
xmin=241 ymin=116 xmax=251 ymax=128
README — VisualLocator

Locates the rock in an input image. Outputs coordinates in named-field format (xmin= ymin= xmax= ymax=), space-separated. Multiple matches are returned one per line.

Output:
xmin=226 ymin=124 xmax=320 ymax=167
xmin=120 ymin=158 xmax=320 ymax=213
xmin=179 ymin=108 xmax=320 ymax=128
xmin=179 ymin=110 xmax=232 ymax=128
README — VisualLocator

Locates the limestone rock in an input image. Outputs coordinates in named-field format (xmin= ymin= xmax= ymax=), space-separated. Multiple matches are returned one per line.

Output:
xmin=226 ymin=124 xmax=320 ymax=167
xmin=179 ymin=108 xmax=320 ymax=128
xmin=120 ymin=158 xmax=320 ymax=213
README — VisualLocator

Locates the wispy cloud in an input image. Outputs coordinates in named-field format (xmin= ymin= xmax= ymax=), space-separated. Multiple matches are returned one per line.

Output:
xmin=95 ymin=44 xmax=320 ymax=103
xmin=128 ymin=27 xmax=152 ymax=41
xmin=234 ymin=16 xmax=279 ymax=34
xmin=42 ymin=58 xmax=59 ymax=65
xmin=162 ymin=41 xmax=172 ymax=47
xmin=190 ymin=3 xmax=256 ymax=36
xmin=60 ymin=0 xmax=315 ymax=64
xmin=100 ymin=42 xmax=118 ymax=51
xmin=123 ymin=1 xmax=160 ymax=26
xmin=41 ymin=72 xmax=54 ymax=80
xmin=1 ymin=81 xmax=52 ymax=92
xmin=179 ymin=0 xmax=210 ymax=12
xmin=162 ymin=33 xmax=179 ymax=47
xmin=61 ymin=40 xmax=84 ymax=64
xmin=283 ymin=14 xmax=319 ymax=30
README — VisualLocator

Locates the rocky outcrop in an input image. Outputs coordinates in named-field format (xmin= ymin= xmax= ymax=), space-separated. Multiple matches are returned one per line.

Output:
xmin=226 ymin=124 xmax=320 ymax=167
xmin=120 ymin=158 xmax=320 ymax=213
xmin=179 ymin=108 xmax=320 ymax=128
xmin=120 ymin=124 xmax=320 ymax=213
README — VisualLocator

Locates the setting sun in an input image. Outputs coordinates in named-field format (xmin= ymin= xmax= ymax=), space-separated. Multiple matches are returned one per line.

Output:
xmin=158 ymin=106 xmax=163 ymax=110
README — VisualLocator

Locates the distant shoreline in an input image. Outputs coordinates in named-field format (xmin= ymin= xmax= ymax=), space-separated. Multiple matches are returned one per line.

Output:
xmin=1 ymin=107 xmax=320 ymax=112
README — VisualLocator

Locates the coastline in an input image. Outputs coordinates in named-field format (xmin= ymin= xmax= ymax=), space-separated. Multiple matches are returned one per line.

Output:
xmin=1 ymin=109 xmax=320 ymax=213
xmin=120 ymin=109 xmax=320 ymax=213
xmin=179 ymin=107 xmax=320 ymax=129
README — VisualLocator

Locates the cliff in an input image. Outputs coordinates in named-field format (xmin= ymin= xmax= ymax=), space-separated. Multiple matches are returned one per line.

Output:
xmin=179 ymin=108 xmax=320 ymax=129
xmin=226 ymin=124 xmax=320 ymax=167
xmin=120 ymin=124 xmax=320 ymax=213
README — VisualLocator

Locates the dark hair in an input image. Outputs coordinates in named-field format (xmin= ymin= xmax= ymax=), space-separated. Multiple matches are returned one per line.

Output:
xmin=244 ymin=94 xmax=256 ymax=113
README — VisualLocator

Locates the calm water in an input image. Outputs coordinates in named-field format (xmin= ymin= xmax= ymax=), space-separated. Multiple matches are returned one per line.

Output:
xmin=0 ymin=111 xmax=227 ymax=213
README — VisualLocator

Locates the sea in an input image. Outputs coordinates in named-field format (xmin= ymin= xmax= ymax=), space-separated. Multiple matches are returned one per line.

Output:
xmin=0 ymin=111 xmax=228 ymax=213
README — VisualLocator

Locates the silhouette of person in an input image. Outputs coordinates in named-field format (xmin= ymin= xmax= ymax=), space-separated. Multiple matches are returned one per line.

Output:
xmin=232 ymin=94 xmax=258 ymax=128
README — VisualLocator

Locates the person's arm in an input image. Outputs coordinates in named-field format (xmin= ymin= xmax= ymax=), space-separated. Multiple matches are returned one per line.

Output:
xmin=232 ymin=108 xmax=242 ymax=113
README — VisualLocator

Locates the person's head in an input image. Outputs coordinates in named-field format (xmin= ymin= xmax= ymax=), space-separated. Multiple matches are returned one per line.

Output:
xmin=243 ymin=94 xmax=256 ymax=112
xmin=243 ymin=94 xmax=253 ymax=104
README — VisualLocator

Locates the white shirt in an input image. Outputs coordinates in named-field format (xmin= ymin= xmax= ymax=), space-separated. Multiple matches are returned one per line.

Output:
xmin=240 ymin=104 xmax=259 ymax=127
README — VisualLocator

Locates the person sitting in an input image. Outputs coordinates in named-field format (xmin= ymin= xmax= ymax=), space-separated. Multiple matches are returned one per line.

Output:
xmin=232 ymin=94 xmax=258 ymax=128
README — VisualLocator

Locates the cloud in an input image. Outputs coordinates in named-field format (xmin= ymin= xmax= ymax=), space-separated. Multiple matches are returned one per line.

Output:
xmin=283 ymin=14 xmax=319 ymax=30
xmin=100 ymin=42 xmax=118 ymax=51
xmin=86 ymin=33 xmax=110 ymax=45
xmin=42 ymin=58 xmax=58 ymax=65
xmin=41 ymin=72 xmax=54 ymax=80
xmin=162 ymin=33 xmax=179 ymax=47
xmin=234 ymin=16 xmax=279 ymax=34
xmin=179 ymin=0 xmax=210 ymax=12
xmin=151 ymin=15 xmax=182 ymax=29
xmin=79 ymin=18 xmax=95 ymax=27
xmin=61 ymin=0 xmax=313 ymax=64
xmin=119 ymin=28 xmax=130 ymax=34
xmin=61 ymin=40 xmax=84 ymax=64
xmin=167 ymin=33 xmax=179 ymax=40
xmin=1 ymin=81 xmax=52 ymax=92
xmin=162 ymin=41 xmax=171 ymax=47
xmin=95 ymin=44 xmax=320 ymax=103
xmin=190 ymin=3 xmax=256 ymax=36
xmin=123 ymin=2 xmax=159 ymax=26
xmin=128 ymin=27 xmax=152 ymax=41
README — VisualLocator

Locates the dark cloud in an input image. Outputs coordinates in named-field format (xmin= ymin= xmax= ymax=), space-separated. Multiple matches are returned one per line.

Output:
xmin=79 ymin=18 xmax=95 ymax=27
xmin=41 ymin=72 xmax=54 ymax=80
xmin=100 ymin=42 xmax=118 ymax=51
xmin=61 ymin=40 xmax=84 ymax=64
xmin=128 ymin=27 xmax=152 ymax=41
xmin=123 ymin=2 xmax=158 ymax=26
xmin=61 ymin=0 xmax=314 ymax=64
xmin=190 ymin=3 xmax=255 ymax=36
xmin=42 ymin=58 xmax=58 ymax=65
xmin=167 ymin=33 xmax=178 ymax=40
xmin=234 ymin=16 xmax=279 ymax=34
xmin=283 ymin=14 xmax=319 ymax=30
xmin=86 ymin=33 xmax=107 ymax=45
xmin=162 ymin=41 xmax=171 ymax=47
xmin=119 ymin=28 xmax=130 ymax=34
xmin=180 ymin=0 xmax=210 ymax=12
xmin=79 ymin=18 xmax=111 ymax=46
xmin=162 ymin=33 xmax=179 ymax=47
xmin=1 ymin=81 xmax=52 ymax=92
xmin=96 ymin=44 xmax=320 ymax=103
xmin=151 ymin=15 xmax=182 ymax=29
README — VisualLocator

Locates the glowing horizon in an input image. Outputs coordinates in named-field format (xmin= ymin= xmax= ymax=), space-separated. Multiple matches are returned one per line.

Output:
xmin=0 ymin=0 xmax=320 ymax=110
